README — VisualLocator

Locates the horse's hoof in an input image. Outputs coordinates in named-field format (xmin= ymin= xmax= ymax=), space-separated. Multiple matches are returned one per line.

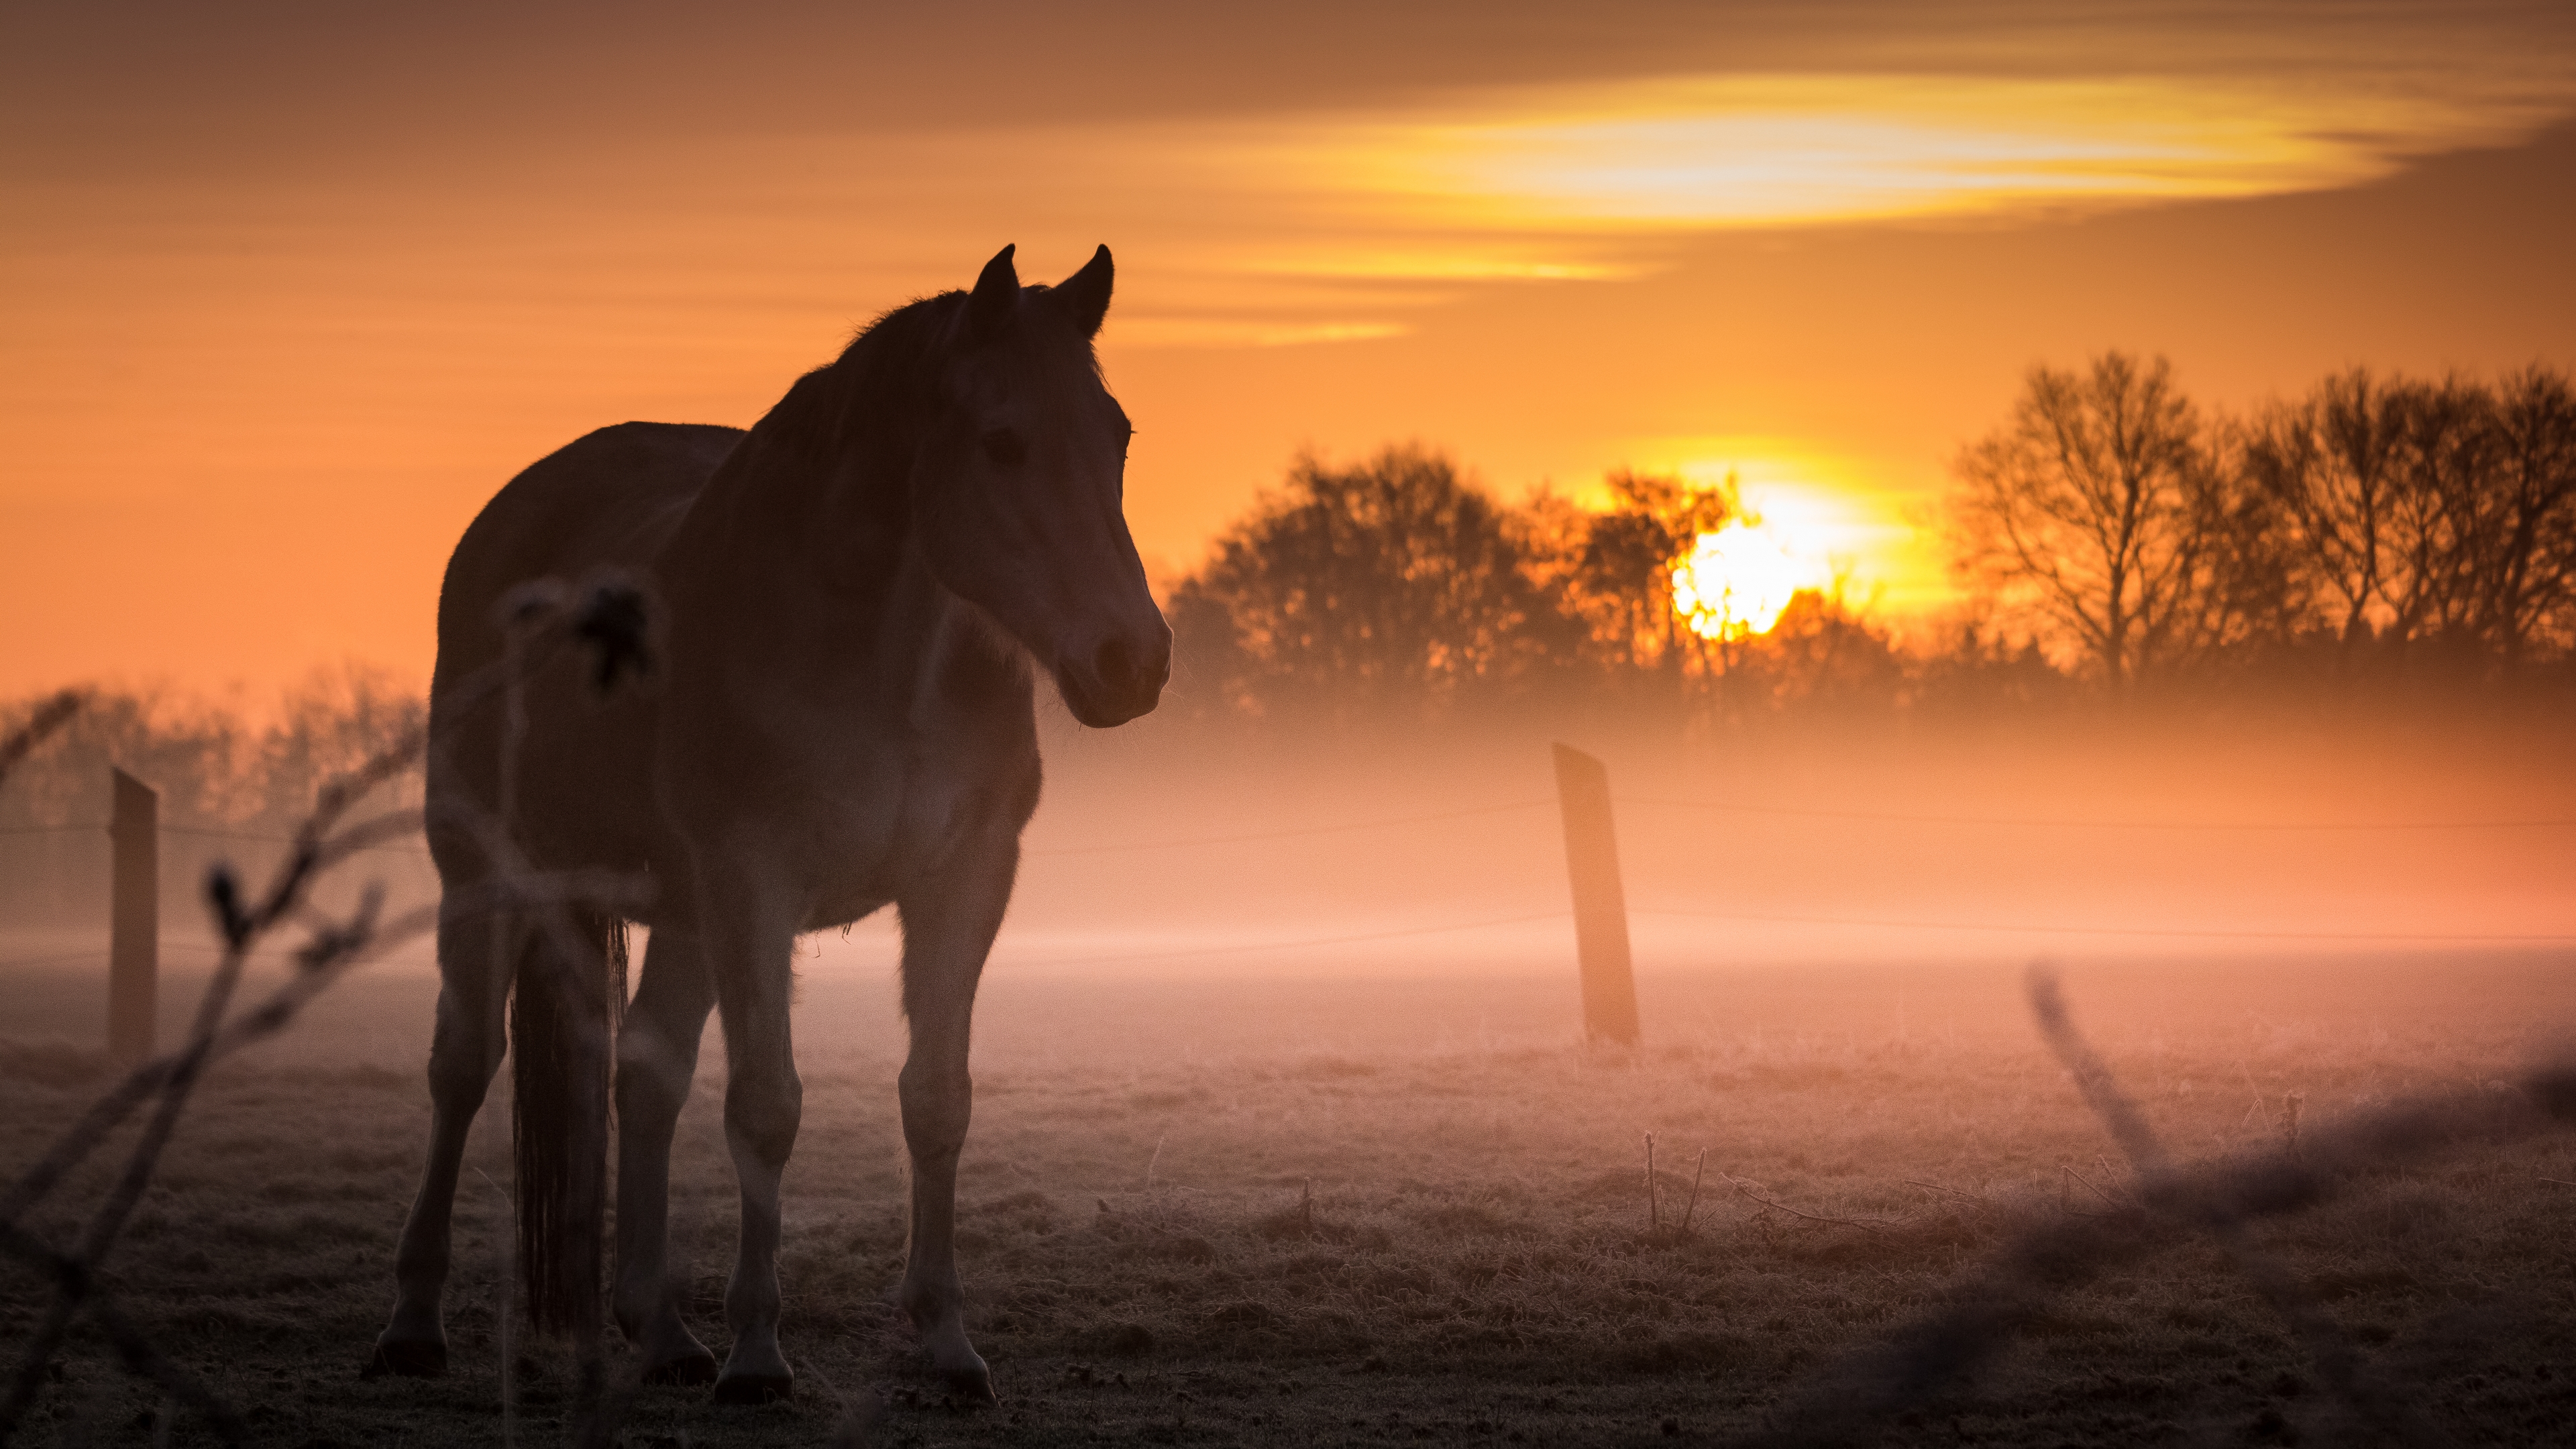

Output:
xmin=712 ymin=1373 xmax=793 ymax=1405
xmin=362 ymin=1338 xmax=446 ymax=1379
xmin=643 ymin=1350 xmax=720 ymax=1387
xmin=940 ymin=1354 xmax=998 ymax=1406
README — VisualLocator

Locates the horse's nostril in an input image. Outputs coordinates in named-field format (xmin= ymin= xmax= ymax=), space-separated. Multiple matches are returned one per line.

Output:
xmin=1087 ymin=635 xmax=1167 ymax=707
xmin=1094 ymin=637 xmax=1134 ymax=691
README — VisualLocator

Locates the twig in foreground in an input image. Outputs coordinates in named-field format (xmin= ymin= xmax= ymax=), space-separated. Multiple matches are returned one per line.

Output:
xmin=0 ymin=608 xmax=654 ymax=1442
xmin=1724 ymin=1174 xmax=1885 ymax=1232
xmin=0 ymin=690 xmax=82 ymax=792
xmin=0 ymin=737 xmax=415 ymax=1442
xmin=0 ymin=1222 xmax=246 ymax=1440
xmin=2060 ymin=1162 xmax=2123 ymax=1210
xmin=0 ymin=887 xmax=370 ymax=1441
xmin=1738 ymin=1060 xmax=2576 ymax=1448
xmin=2029 ymin=965 xmax=2433 ymax=1446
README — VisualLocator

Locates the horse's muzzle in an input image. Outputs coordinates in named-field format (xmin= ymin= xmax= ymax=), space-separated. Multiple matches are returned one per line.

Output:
xmin=1057 ymin=632 xmax=1170 ymax=727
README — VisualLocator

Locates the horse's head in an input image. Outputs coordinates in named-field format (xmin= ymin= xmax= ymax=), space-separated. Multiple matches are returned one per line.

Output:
xmin=913 ymin=244 xmax=1171 ymax=728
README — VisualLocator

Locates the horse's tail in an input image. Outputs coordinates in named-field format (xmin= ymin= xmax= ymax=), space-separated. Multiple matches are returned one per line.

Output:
xmin=511 ymin=909 xmax=627 ymax=1338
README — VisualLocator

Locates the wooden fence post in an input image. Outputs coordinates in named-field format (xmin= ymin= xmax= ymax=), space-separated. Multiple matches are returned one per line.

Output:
xmin=1552 ymin=743 xmax=1640 ymax=1046
xmin=108 ymin=767 xmax=157 ymax=1065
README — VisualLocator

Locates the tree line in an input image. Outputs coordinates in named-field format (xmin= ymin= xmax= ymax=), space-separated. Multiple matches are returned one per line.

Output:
xmin=1169 ymin=356 xmax=2576 ymax=728
xmin=1167 ymin=452 xmax=1746 ymax=724
xmin=1951 ymin=354 xmax=2576 ymax=691
xmin=0 ymin=669 xmax=429 ymax=926
xmin=5 ymin=354 xmax=2566 ymax=863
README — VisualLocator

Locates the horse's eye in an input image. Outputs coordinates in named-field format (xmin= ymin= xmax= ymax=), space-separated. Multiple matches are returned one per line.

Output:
xmin=981 ymin=427 xmax=1026 ymax=468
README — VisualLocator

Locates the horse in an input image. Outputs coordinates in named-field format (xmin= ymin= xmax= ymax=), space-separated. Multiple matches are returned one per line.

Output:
xmin=369 ymin=244 xmax=1169 ymax=1404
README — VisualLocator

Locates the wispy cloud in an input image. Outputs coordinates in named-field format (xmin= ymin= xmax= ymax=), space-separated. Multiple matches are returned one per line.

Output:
xmin=845 ymin=46 xmax=2576 ymax=344
xmin=1110 ymin=317 xmax=1411 ymax=348
xmin=1177 ymin=62 xmax=2575 ymax=235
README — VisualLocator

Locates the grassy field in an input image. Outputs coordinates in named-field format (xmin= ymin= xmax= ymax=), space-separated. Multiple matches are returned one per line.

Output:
xmin=3 ymin=948 xmax=2572 ymax=1446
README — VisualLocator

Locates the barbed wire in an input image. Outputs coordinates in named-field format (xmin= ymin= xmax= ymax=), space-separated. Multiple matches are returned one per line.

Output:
xmin=17 ymin=794 xmax=2572 ymax=849
xmin=19 ymin=900 xmax=2565 ymax=979
xmin=1620 ymin=794 xmax=2576 ymax=831
xmin=0 ymin=820 xmax=434 ymax=861
xmin=982 ymin=904 xmax=2576 ymax=972
xmin=1629 ymin=904 xmax=2576 ymax=945
xmin=0 ymin=942 xmax=445 ymax=973
xmin=996 ymin=910 xmax=1574 ymax=969
xmin=1022 ymin=798 xmax=1554 ymax=855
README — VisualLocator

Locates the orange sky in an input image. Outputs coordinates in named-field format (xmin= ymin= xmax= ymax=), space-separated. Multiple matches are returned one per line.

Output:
xmin=5 ymin=1 xmax=2574 ymax=699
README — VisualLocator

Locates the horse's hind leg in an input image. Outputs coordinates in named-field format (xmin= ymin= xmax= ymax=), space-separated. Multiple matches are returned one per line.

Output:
xmin=693 ymin=858 xmax=804 ymax=1405
xmin=612 ymin=923 xmax=720 ymax=1384
xmin=370 ymin=896 xmax=513 ymax=1376
xmin=895 ymin=845 xmax=1014 ymax=1404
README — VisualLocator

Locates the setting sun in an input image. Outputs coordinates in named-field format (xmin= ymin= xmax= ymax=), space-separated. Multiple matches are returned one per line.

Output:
xmin=1671 ymin=519 xmax=1829 ymax=639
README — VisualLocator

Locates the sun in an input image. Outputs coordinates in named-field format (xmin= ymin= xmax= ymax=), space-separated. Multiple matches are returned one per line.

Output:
xmin=1607 ymin=449 xmax=1919 ymax=639
xmin=1670 ymin=519 xmax=1827 ymax=640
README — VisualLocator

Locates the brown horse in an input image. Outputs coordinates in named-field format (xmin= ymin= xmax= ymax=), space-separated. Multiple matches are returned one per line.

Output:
xmin=371 ymin=246 xmax=1167 ymax=1403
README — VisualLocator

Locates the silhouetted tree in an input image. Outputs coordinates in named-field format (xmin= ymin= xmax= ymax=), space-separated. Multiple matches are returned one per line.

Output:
xmin=2239 ymin=369 xmax=2414 ymax=654
xmin=1580 ymin=470 xmax=1737 ymax=675
xmin=2473 ymin=366 xmax=2576 ymax=667
xmin=1718 ymin=584 xmax=1911 ymax=720
xmin=1910 ymin=613 xmax=2080 ymax=717
xmin=1168 ymin=445 xmax=1573 ymax=720
xmin=259 ymin=664 xmax=430 ymax=826
xmin=1169 ymin=357 xmax=2573 ymax=731
xmin=2382 ymin=377 xmax=2498 ymax=651
xmin=0 ymin=674 xmax=428 ymax=926
xmin=2241 ymin=366 xmax=2576 ymax=676
xmin=1515 ymin=469 xmax=1739 ymax=695
xmin=1948 ymin=353 xmax=2236 ymax=688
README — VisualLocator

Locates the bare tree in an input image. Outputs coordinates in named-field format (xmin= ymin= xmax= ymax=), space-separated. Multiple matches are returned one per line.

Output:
xmin=2383 ymin=378 xmax=2498 ymax=650
xmin=1947 ymin=353 xmax=2230 ymax=689
xmin=2240 ymin=370 xmax=2414 ymax=652
xmin=2241 ymin=368 xmax=2576 ymax=674
xmin=2471 ymin=366 xmax=2576 ymax=667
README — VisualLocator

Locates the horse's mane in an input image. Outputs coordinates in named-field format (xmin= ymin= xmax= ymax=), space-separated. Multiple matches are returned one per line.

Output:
xmin=754 ymin=283 xmax=1107 ymax=468
xmin=755 ymin=291 xmax=966 ymax=465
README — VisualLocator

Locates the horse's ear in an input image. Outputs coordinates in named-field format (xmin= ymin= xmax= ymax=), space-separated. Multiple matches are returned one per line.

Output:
xmin=968 ymin=244 xmax=1018 ymax=341
xmin=1053 ymin=245 xmax=1113 ymax=339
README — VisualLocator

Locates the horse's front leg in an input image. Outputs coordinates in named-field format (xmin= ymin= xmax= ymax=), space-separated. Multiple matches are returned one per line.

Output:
xmin=370 ymin=896 xmax=512 ymax=1376
xmin=692 ymin=857 xmax=805 ymax=1405
xmin=894 ymin=835 xmax=1015 ymax=1403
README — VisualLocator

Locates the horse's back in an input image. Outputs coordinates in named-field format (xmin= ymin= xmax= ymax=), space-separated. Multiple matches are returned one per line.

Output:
xmin=435 ymin=421 xmax=742 ymax=676
xmin=427 ymin=421 xmax=743 ymax=879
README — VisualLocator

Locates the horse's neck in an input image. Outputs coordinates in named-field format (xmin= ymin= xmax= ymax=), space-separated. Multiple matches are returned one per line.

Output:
xmin=652 ymin=311 xmax=991 ymax=741
xmin=665 ymin=329 xmax=931 ymax=608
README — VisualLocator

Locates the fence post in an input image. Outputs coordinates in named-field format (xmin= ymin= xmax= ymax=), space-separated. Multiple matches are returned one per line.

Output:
xmin=108 ymin=767 xmax=158 ymax=1065
xmin=1552 ymin=743 xmax=1640 ymax=1046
